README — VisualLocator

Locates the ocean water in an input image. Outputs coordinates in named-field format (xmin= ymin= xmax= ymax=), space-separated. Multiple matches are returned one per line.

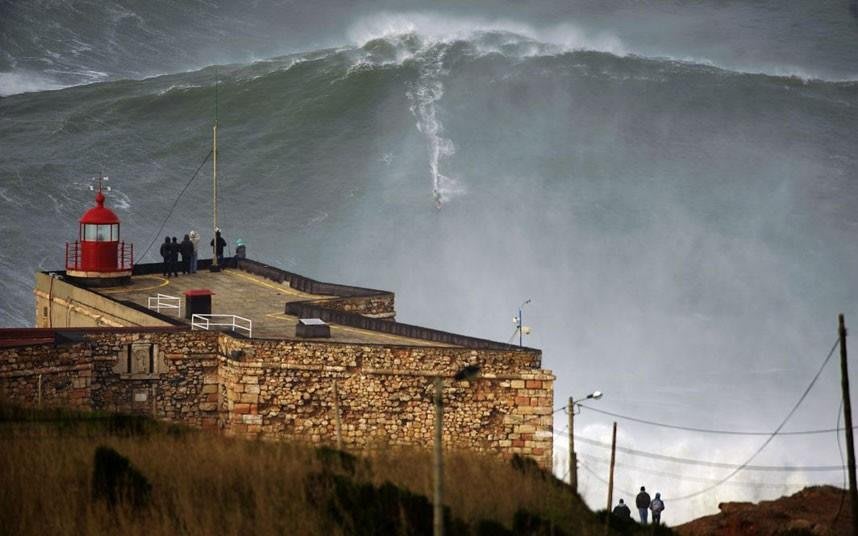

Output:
xmin=1 ymin=1 xmax=858 ymax=523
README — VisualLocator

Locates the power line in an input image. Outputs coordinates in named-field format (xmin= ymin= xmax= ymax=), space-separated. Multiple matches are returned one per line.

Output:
xmin=666 ymin=338 xmax=840 ymax=501
xmin=557 ymin=339 xmax=841 ymax=487
xmin=833 ymin=399 xmax=847 ymax=525
xmin=577 ymin=452 xmax=834 ymax=489
xmin=579 ymin=462 xmax=637 ymax=498
xmin=560 ymin=431 xmax=845 ymax=472
xmin=576 ymin=404 xmax=857 ymax=436
xmin=138 ymin=150 xmax=212 ymax=261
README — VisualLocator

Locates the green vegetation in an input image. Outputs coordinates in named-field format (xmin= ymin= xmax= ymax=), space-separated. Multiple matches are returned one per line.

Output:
xmin=0 ymin=403 xmax=674 ymax=535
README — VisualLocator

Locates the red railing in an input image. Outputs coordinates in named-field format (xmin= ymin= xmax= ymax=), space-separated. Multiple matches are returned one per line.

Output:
xmin=119 ymin=242 xmax=134 ymax=271
xmin=65 ymin=241 xmax=80 ymax=271
xmin=65 ymin=241 xmax=134 ymax=272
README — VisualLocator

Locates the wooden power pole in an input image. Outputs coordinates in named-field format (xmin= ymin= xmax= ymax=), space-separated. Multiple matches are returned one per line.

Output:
xmin=606 ymin=421 xmax=617 ymax=511
xmin=333 ymin=379 xmax=343 ymax=450
xmin=569 ymin=396 xmax=577 ymax=492
xmin=839 ymin=314 xmax=858 ymax=536
xmin=433 ymin=377 xmax=444 ymax=536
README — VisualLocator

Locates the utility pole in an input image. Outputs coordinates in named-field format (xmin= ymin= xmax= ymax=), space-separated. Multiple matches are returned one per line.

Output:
xmin=606 ymin=422 xmax=617 ymax=512
xmin=839 ymin=313 xmax=858 ymax=536
xmin=333 ymin=379 xmax=343 ymax=450
xmin=210 ymin=119 xmax=219 ymax=272
xmin=434 ymin=376 xmax=444 ymax=536
xmin=210 ymin=69 xmax=221 ymax=272
xmin=604 ymin=422 xmax=617 ymax=536
xmin=569 ymin=396 xmax=577 ymax=492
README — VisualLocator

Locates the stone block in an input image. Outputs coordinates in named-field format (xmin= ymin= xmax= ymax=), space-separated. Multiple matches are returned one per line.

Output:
xmin=201 ymin=384 xmax=218 ymax=394
xmin=244 ymin=385 xmax=260 ymax=394
xmin=525 ymin=380 xmax=542 ymax=389
xmin=510 ymin=380 xmax=525 ymax=389
xmin=241 ymin=414 xmax=262 ymax=425
xmin=199 ymin=402 xmax=217 ymax=411
xmin=240 ymin=393 xmax=258 ymax=404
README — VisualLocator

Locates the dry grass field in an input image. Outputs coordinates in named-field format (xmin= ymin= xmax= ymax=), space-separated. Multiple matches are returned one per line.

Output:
xmin=0 ymin=403 xmax=673 ymax=535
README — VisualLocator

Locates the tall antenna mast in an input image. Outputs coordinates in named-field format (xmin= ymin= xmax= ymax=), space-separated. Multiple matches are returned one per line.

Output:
xmin=211 ymin=67 xmax=220 ymax=271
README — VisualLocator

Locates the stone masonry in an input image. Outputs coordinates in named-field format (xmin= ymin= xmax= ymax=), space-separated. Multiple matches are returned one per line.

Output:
xmin=0 ymin=328 xmax=554 ymax=467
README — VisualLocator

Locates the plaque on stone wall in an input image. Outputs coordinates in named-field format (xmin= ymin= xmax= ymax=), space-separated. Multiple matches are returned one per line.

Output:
xmin=130 ymin=342 xmax=152 ymax=374
xmin=115 ymin=342 xmax=160 ymax=377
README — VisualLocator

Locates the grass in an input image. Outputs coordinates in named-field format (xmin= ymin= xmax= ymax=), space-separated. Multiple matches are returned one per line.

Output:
xmin=0 ymin=403 xmax=673 ymax=535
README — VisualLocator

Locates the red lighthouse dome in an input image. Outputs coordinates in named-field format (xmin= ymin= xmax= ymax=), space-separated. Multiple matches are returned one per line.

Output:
xmin=65 ymin=180 xmax=133 ymax=286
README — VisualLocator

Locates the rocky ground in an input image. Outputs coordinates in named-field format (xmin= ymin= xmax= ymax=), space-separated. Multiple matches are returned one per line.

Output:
xmin=676 ymin=486 xmax=852 ymax=536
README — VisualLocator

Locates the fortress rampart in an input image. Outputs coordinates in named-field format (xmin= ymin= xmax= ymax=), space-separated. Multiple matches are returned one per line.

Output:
xmin=2 ymin=257 xmax=554 ymax=468
xmin=0 ymin=326 xmax=554 ymax=466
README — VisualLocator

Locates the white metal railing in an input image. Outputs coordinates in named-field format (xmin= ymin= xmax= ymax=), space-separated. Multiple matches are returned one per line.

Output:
xmin=191 ymin=314 xmax=252 ymax=338
xmin=147 ymin=294 xmax=181 ymax=316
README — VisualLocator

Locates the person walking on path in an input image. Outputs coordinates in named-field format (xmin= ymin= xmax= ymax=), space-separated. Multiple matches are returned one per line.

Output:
xmin=180 ymin=234 xmax=194 ymax=274
xmin=159 ymin=237 xmax=171 ymax=277
xmin=169 ymin=237 xmax=180 ymax=277
xmin=188 ymin=230 xmax=200 ymax=273
xmin=211 ymin=229 xmax=226 ymax=265
xmin=612 ymin=499 xmax=631 ymax=521
xmin=650 ymin=492 xmax=665 ymax=525
xmin=636 ymin=486 xmax=651 ymax=525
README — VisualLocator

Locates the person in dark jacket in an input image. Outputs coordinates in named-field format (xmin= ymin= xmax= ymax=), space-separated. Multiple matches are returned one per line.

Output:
xmin=211 ymin=229 xmax=226 ymax=265
xmin=636 ymin=486 xmax=651 ymax=525
xmin=159 ymin=237 xmax=172 ymax=277
xmin=179 ymin=234 xmax=194 ymax=274
xmin=169 ymin=236 xmax=180 ymax=277
xmin=612 ymin=498 xmax=631 ymax=520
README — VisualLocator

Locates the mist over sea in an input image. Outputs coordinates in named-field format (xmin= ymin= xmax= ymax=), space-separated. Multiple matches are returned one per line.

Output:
xmin=2 ymin=0 xmax=858 ymax=523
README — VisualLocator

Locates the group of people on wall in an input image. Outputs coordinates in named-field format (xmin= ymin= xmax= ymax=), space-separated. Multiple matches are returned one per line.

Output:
xmin=612 ymin=486 xmax=665 ymax=526
xmin=160 ymin=228 xmax=242 ymax=277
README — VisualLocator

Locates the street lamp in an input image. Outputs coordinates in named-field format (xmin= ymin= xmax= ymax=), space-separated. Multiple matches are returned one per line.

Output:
xmin=434 ymin=364 xmax=481 ymax=536
xmin=568 ymin=390 xmax=603 ymax=493
xmin=513 ymin=299 xmax=532 ymax=347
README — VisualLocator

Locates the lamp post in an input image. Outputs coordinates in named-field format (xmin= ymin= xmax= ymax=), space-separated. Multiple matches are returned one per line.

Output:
xmin=568 ymin=390 xmax=603 ymax=493
xmin=434 ymin=364 xmax=481 ymax=536
xmin=514 ymin=299 xmax=532 ymax=347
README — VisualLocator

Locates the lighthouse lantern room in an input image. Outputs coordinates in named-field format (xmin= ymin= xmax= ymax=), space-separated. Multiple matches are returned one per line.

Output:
xmin=65 ymin=177 xmax=133 ymax=286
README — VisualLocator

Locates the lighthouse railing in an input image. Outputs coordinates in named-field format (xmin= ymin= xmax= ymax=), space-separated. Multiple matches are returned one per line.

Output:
xmin=65 ymin=241 xmax=81 ymax=271
xmin=119 ymin=242 xmax=134 ymax=271
xmin=191 ymin=314 xmax=252 ymax=338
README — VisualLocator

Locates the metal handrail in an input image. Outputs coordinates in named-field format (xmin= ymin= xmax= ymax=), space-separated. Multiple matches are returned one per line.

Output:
xmin=147 ymin=294 xmax=181 ymax=316
xmin=191 ymin=314 xmax=252 ymax=338
xmin=64 ymin=240 xmax=134 ymax=271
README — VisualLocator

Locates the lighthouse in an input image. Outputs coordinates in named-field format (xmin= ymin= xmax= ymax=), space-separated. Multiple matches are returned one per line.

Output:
xmin=65 ymin=178 xmax=133 ymax=286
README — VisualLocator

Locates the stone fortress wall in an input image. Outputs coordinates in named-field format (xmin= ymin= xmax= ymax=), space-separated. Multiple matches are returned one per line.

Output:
xmin=0 ymin=328 xmax=553 ymax=467
xmin=2 ymin=260 xmax=555 ymax=468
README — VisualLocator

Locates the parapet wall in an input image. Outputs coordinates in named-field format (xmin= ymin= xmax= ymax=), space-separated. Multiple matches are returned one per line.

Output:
xmin=0 ymin=329 xmax=554 ymax=467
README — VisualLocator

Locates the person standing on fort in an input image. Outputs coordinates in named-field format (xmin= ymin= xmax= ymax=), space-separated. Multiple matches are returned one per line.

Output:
xmin=650 ymin=492 xmax=665 ymax=525
xmin=612 ymin=499 xmax=631 ymax=521
xmin=159 ymin=237 xmax=171 ymax=277
xmin=188 ymin=229 xmax=200 ymax=273
xmin=169 ymin=236 xmax=180 ymax=277
xmin=180 ymin=234 xmax=194 ymax=274
xmin=211 ymin=229 xmax=226 ymax=265
xmin=636 ymin=486 xmax=651 ymax=525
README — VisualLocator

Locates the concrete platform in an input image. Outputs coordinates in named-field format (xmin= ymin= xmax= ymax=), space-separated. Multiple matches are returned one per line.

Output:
xmin=98 ymin=267 xmax=454 ymax=346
